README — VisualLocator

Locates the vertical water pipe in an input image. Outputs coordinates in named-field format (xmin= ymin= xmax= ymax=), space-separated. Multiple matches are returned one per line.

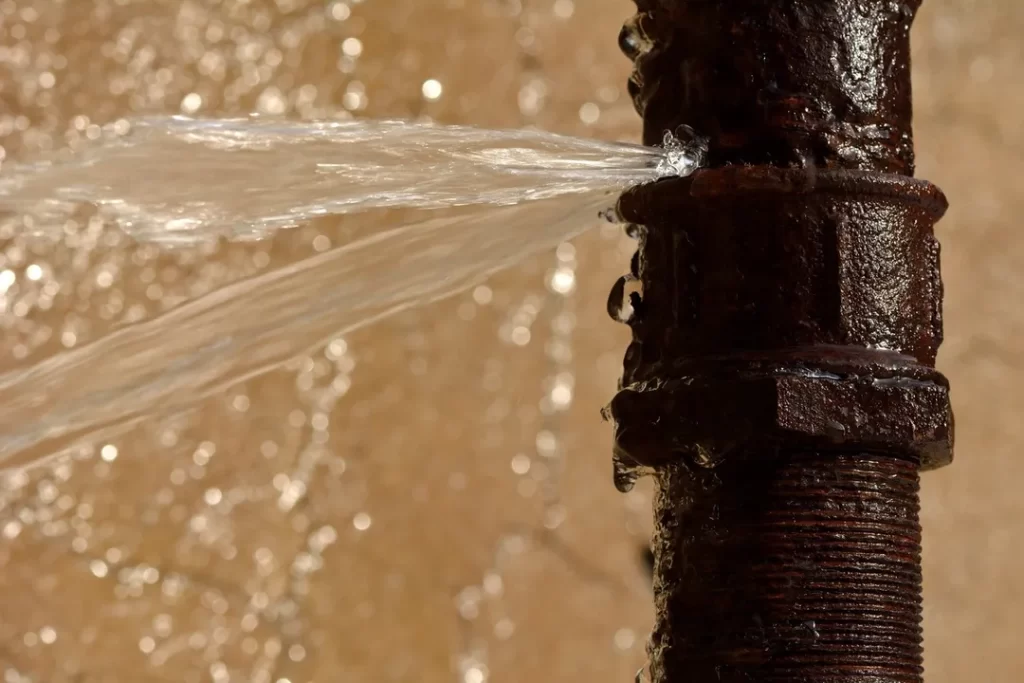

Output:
xmin=608 ymin=2 xmax=954 ymax=681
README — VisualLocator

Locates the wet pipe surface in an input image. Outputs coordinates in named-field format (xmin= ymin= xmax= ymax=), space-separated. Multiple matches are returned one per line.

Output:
xmin=1 ymin=0 xmax=1021 ymax=681
xmin=609 ymin=1 xmax=953 ymax=681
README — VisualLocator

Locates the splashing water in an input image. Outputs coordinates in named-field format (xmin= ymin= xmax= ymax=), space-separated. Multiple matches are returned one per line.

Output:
xmin=0 ymin=118 xmax=705 ymax=473
xmin=0 ymin=117 xmax=699 ymax=244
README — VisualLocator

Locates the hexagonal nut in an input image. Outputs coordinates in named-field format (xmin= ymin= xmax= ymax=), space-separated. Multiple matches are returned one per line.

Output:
xmin=607 ymin=371 xmax=953 ymax=472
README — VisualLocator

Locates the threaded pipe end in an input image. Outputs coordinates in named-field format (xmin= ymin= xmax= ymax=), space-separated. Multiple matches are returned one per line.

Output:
xmin=648 ymin=450 xmax=923 ymax=683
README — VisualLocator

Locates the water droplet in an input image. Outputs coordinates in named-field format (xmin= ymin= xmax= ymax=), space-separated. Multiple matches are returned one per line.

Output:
xmin=804 ymin=620 xmax=820 ymax=640
xmin=618 ymin=16 xmax=652 ymax=61
xmin=341 ymin=37 xmax=363 ymax=57
xmin=510 ymin=453 xmax=531 ymax=475
xmin=180 ymin=92 xmax=203 ymax=114
xmin=352 ymin=512 xmax=372 ymax=531
xmin=547 ymin=267 xmax=575 ymax=295
xmin=614 ymin=627 xmax=636 ymax=650
xmin=553 ymin=0 xmax=575 ymax=19
xmin=483 ymin=572 xmax=503 ymax=596
xmin=456 ymin=586 xmax=482 ymax=620
xmin=510 ymin=326 xmax=531 ymax=346
xmin=421 ymin=78 xmax=443 ymax=101
xmin=328 ymin=1 xmax=351 ymax=21
xmin=3 ymin=521 xmax=22 ymax=540
xmin=556 ymin=242 xmax=576 ymax=262
xmin=494 ymin=618 xmax=515 ymax=640
xmin=543 ymin=504 xmax=566 ymax=530
xmin=257 ymin=87 xmax=287 ymax=115
xmin=535 ymin=430 xmax=558 ymax=457
xmin=655 ymin=126 xmax=708 ymax=178
xmin=517 ymin=79 xmax=547 ymax=116
xmin=689 ymin=445 xmax=722 ymax=469
xmin=549 ymin=381 xmax=573 ymax=408
xmin=607 ymin=275 xmax=643 ymax=323
xmin=472 ymin=285 xmax=493 ymax=305
xmin=203 ymin=487 xmax=223 ymax=505
xmin=613 ymin=450 xmax=644 ymax=493
xmin=579 ymin=102 xmax=601 ymax=125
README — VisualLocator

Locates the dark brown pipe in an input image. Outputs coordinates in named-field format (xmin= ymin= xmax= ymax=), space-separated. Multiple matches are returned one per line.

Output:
xmin=607 ymin=2 xmax=954 ymax=681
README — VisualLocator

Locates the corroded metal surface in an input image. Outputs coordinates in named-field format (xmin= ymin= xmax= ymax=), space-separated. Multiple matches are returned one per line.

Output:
xmin=625 ymin=0 xmax=922 ymax=173
xmin=648 ymin=451 xmax=925 ymax=683
xmin=609 ymin=1 xmax=955 ymax=681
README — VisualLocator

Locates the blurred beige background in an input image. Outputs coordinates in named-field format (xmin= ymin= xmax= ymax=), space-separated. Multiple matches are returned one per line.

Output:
xmin=0 ymin=1 xmax=1021 ymax=681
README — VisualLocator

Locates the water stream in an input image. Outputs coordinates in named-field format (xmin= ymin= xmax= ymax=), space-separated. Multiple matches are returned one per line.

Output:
xmin=0 ymin=117 xmax=703 ymax=473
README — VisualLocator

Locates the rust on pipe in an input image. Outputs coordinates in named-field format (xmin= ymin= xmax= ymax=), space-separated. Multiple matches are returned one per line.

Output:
xmin=607 ymin=1 xmax=954 ymax=682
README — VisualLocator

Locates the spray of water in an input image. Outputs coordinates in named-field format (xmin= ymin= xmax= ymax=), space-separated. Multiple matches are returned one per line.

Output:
xmin=0 ymin=117 xmax=705 ymax=472
xmin=0 ymin=117 xmax=699 ymax=244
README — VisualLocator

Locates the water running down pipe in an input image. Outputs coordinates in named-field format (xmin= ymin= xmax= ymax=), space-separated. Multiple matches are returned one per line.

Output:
xmin=607 ymin=2 xmax=954 ymax=682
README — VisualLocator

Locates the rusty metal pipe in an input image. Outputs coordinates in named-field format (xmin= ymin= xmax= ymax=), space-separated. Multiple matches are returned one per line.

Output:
xmin=607 ymin=1 xmax=954 ymax=681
